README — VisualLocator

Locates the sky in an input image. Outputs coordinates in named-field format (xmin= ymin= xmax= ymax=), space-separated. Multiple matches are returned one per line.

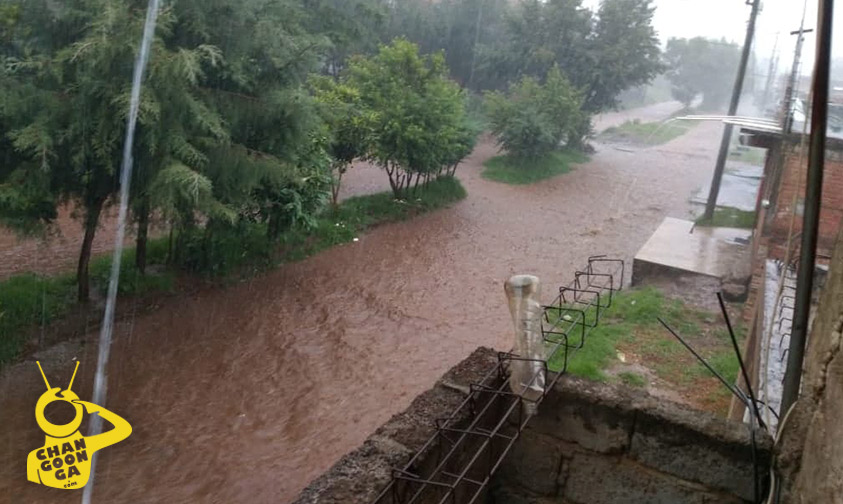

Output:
xmin=583 ymin=0 xmax=841 ymax=77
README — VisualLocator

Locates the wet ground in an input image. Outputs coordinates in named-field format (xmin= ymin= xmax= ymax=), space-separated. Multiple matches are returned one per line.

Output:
xmin=1 ymin=103 xmax=724 ymax=503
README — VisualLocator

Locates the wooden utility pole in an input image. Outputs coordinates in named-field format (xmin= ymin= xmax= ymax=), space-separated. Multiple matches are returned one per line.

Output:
xmin=782 ymin=24 xmax=815 ymax=133
xmin=761 ymin=34 xmax=779 ymax=111
xmin=703 ymin=0 xmax=762 ymax=221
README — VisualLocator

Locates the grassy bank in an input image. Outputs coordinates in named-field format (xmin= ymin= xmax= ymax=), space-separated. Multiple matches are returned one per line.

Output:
xmin=729 ymin=146 xmax=767 ymax=166
xmin=279 ymin=175 xmax=467 ymax=262
xmin=0 ymin=176 xmax=466 ymax=366
xmin=482 ymin=149 xmax=589 ymax=185
xmin=599 ymin=119 xmax=695 ymax=146
xmin=696 ymin=206 xmax=756 ymax=229
xmin=546 ymin=287 xmax=742 ymax=414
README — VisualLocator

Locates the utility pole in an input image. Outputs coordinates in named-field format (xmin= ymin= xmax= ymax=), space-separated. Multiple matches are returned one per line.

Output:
xmin=781 ymin=0 xmax=835 ymax=419
xmin=761 ymin=34 xmax=779 ymax=111
xmin=703 ymin=0 xmax=762 ymax=221
xmin=782 ymin=20 xmax=815 ymax=133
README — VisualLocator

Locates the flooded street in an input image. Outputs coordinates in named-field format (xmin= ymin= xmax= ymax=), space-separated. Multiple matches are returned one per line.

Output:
xmin=1 ymin=108 xmax=723 ymax=503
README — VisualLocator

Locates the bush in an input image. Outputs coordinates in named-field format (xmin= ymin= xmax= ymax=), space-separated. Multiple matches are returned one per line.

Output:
xmin=90 ymin=238 xmax=174 ymax=295
xmin=485 ymin=66 xmax=584 ymax=160
xmin=175 ymin=222 xmax=275 ymax=276
xmin=0 ymin=274 xmax=75 ymax=364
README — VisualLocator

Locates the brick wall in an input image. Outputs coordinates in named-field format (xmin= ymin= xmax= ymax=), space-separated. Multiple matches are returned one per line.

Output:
xmin=768 ymin=141 xmax=843 ymax=261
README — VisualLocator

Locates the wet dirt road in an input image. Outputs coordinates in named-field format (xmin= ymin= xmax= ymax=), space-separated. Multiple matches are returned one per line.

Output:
xmin=1 ymin=108 xmax=722 ymax=503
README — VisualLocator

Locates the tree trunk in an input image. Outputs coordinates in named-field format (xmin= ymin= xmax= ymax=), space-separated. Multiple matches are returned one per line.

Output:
xmin=135 ymin=196 xmax=150 ymax=274
xmin=77 ymin=198 xmax=105 ymax=302
xmin=331 ymin=166 xmax=345 ymax=207
xmin=167 ymin=223 xmax=174 ymax=266
xmin=413 ymin=172 xmax=422 ymax=196
xmin=386 ymin=163 xmax=402 ymax=199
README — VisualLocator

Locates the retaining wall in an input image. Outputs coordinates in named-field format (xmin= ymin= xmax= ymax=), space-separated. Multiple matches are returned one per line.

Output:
xmin=294 ymin=348 xmax=772 ymax=504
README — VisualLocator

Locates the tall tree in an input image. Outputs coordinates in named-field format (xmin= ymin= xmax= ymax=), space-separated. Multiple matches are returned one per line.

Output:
xmin=586 ymin=0 xmax=664 ymax=112
xmin=665 ymin=37 xmax=742 ymax=111
xmin=301 ymin=0 xmax=387 ymax=77
xmin=2 ymin=0 xmax=156 ymax=301
xmin=478 ymin=0 xmax=661 ymax=106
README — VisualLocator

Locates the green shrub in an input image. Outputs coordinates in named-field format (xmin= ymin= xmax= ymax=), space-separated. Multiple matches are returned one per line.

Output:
xmin=90 ymin=237 xmax=174 ymax=295
xmin=0 ymin=274 xmax=75 ymax=364
xmin=175 ymin=222 xmax=274 ymax=276
xmin=485 ymin=66 xmax=584 ymax=159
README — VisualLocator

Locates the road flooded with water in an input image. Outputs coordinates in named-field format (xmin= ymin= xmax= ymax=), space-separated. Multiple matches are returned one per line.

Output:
xmin=1 ymin=105 xmax=723 ymax=503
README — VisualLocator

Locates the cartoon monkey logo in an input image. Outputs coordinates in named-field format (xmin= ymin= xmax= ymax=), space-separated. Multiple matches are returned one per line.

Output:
xmin=26 ymin=362 xmax=131 ymax=490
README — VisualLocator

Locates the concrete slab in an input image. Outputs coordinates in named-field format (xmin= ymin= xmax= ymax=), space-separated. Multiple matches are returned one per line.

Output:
xmin=691 ymin=164 xmax=762 ymax=212
xmin=632 ymin=218 xmax=752 ymax=285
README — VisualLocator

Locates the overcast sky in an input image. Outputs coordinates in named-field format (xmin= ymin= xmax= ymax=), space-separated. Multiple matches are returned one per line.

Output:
xmin=583 ymin=0 xmax=840 ymax=77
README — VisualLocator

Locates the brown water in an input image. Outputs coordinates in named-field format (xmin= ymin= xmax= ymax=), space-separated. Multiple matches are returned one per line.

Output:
xmin=0 ymin=108 xmax=722 ymax=504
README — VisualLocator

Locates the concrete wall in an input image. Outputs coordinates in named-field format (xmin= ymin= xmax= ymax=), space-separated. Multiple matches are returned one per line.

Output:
xmin=492 ymin=379 xmax=771 ymax=504
xmin=294 ymin=348 xmax=772 ymax=504
xmin=777 ymin=227 xmax=843 ymax=503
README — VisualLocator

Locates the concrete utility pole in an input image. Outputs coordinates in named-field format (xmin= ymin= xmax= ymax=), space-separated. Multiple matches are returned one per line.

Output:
xmin=703 ymin=0 xmax=762 ymax=221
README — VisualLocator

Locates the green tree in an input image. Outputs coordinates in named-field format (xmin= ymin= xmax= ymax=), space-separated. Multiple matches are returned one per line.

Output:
xmin=347 ymin=39 xmax=469 ymax=199
xmin=311 ymin=76 xmax=372 ymax=206
xmin=161 ymin=0 xmax=332 ymax=246
xmin=585 ymin=0 xmax=664 ymax=112
xmin=302 ymin=0 xmax=387 ymax=77
xmin=476 ymin=0 xmax=662 ymax=147
xmin=484 ymin=66 xmax=583 ymax=160
xmin=1 ymin=0 xmax=165 ymax=300
xmin=479 ymin=0 xmax=592 ymax=92
xmin=1 ymin=0 xmax=334 ymax=295
xmin=665 ymin=37 xmax=741 ymax=111
xmin=383 ymin=0 xmax=509 ymax=88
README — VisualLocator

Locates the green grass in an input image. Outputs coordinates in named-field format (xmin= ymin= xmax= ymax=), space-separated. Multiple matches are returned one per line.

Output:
xmin=482 ymin=150 xmax=589 ymax=185
xmin=0 ymin=274 xmax=76 ymax=365
xmin=278 ymin=175 xmax=467 ymax=262
xmin=0 ymin=238 xmax=175 ymax=366
xmin=543 ymin=286 xmax=746 ymax=415
xmin=599 ymin=119 xmax=695 ymax=146
xmin=0 ymin=176 xmax=466 ymax=367
xmin=696 ymin=206 xmax=756 ymax=229
xmin=617 ymin=371 xmax=647 ymax=387
xmin=728 ymin=146 xmax=767 ymax=166
xmin=546 ymin=287 xmax=708 ymax=381
xmin=90 ymin=237 xmax=175 ymax=295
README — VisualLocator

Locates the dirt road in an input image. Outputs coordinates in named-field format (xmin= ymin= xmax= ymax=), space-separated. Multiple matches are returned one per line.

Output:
xmin=0 ymin=106 xmax=723 ymax=503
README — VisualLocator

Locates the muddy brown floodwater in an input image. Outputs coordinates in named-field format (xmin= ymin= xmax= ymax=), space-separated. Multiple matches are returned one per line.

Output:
xmin=1 ymin=106 xmax=721 ymax=503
